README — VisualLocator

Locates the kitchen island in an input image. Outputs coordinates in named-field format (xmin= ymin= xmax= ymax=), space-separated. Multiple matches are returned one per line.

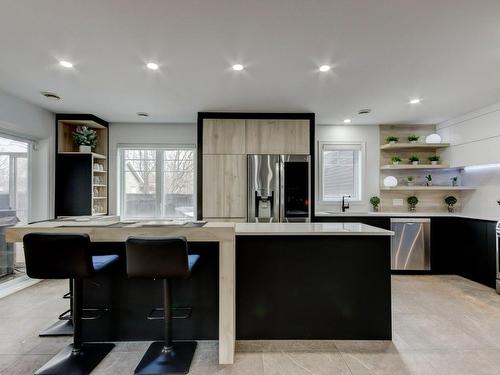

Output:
xmin=236 ymin=222 xmax=394 ymax=340
xmin=5 ymin=220 xmax=393 ymax=364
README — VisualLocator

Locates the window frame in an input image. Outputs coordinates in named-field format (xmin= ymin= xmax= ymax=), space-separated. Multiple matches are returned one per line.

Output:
xmin=118 ymin=144 xmax=197 ymax=219
xmin=317 ymin=141 xmax=365 ymax=203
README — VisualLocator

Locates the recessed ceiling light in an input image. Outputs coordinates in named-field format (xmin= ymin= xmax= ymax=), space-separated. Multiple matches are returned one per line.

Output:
xmin=343 ymin=118 xmax=352 ymax=124
xmin=232 ymin=64 xmax=244 ymax=71
xmin=146 ymin=62 xmax=159 ymax=70
xmin=40 ymin=91 xmax=61 ymax=101
xmin=319 ymin=65 xmax=331 ymax=72
xmin=59 ymin=60 xmax=73 ymax=68
xmin=137 ymin=112 xmax=149 ymax=117
xmin=409 ymin=98 xmax=421 ymax=104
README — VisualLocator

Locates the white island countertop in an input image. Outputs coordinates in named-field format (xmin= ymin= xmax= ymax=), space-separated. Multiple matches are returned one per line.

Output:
xmin=235 ymin=222 xmax=394 ymax=236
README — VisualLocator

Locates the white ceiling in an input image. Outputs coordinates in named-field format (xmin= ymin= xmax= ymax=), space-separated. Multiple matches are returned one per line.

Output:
xmin=1 ymin=0 xmax=500 ymax=125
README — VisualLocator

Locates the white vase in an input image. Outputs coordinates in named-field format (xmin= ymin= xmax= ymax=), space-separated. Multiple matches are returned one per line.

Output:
xmin=389 ymin=141 xmax=396 ymax=145
xmin=431 ymin=161 xmax=438 ymax=165
xmin=79 ymin=145 xmax=91 ymax=153
xmin=412 ymin=161 xmax=418 ymax=165
xmin=393 ymin=161 xmax=400 ymax=165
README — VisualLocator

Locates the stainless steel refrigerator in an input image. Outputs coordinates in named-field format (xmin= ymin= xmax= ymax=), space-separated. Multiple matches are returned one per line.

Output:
xmin=247 ymin=154 xmax=310 ymax=222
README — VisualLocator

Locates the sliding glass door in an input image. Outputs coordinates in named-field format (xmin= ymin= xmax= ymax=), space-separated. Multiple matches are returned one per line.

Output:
xmin=0 ymin=135 xmax=30 ymax=282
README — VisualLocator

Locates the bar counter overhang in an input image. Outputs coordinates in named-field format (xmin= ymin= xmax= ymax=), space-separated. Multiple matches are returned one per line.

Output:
xmin=5 ymin=220 xmax=394 ymax=365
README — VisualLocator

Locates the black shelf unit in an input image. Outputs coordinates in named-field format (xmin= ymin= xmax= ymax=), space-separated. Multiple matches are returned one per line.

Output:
xmin=55 ymin=114 xmax=109 ymax=217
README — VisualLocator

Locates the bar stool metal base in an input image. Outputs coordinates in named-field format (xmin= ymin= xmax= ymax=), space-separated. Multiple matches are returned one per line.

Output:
xmin=38 ymin=319 xmax=73 ymax=337
xmin=35 ymin=343 xmax=114 ymax=375
xmin=134 ymin=341 xmax=197 ymax=375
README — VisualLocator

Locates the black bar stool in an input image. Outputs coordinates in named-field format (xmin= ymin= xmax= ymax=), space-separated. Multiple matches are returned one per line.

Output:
xmin=23 ymin=233 xmax=118 ymax=375
xmin=126 ymin=236 xmax=200 ymax=375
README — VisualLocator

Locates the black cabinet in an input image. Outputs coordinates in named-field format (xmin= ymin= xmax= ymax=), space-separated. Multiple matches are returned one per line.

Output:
xmin=429 ymin=217 xmax=496 ymax=288
xmin=316 ymin=215 xmax=497 ymax=289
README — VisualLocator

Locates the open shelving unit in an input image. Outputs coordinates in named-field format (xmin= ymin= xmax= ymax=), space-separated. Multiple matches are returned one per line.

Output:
xmin=379 ymin=124 xmax=474 ymax=213
xmin=55 ymin=114 xmax=109 ymax=217
xmin=380 ymin=142 xmax=450 ymax=150
xmin=380 ymin=186 xmax=477 ymax=191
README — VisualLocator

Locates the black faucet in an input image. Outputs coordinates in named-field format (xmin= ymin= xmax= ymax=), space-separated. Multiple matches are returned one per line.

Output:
xmin=342 ymin=195 xmax=351 ymax=212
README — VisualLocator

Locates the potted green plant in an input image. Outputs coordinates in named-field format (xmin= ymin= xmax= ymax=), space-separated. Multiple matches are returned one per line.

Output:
xmin=370 ymin=196 xmax=381 ymax=212
xmin=406 ymin=176 xmax=415 ymax=186
xmin=425 ymin=174 xmax=432 ymax=186
xmin=444 ymin=196 xmax=458 ymax=213
xmin=72 ymin=126 xmax=97 ymax=153
xmin=391 ymin=156 xmax=402 ymax=165
xmin=407 ymin=196 xmax=418 ymax=212
xmin=408 ymin=134 xmax=420 ymax=143
xmin=409 ymin=155 xmax=419 ymax=165
xmin=429 ymin=155 xmax=440 ymax=165
xmin=451 ymin=176 xmax=458 ymax=186
xmin=386 ymin=136 xmax=399 ymax=145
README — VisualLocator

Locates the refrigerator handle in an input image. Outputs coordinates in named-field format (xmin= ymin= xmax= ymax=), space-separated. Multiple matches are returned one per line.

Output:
xmin=279 ymin=158 xmax=285 ymax=223
xmin=272 ymin=160 xmax=279 ymax=223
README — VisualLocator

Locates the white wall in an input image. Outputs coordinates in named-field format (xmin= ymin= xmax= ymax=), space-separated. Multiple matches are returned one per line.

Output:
xmin=0 ymin=89 xmax=54 ymax=221
xmin=315 ymin=124 xmax=379 ymax=213
xmin=108 ymin=122 xmax=196 ymax=214
xmin=437 ymin=103 xmax=500 ymax=221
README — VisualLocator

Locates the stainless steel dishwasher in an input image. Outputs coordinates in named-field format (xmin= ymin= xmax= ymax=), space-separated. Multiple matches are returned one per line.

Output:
xmin=391 ymin=218 xmax=431 ymax=270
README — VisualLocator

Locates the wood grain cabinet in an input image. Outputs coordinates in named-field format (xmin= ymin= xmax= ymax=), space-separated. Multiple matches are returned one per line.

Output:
xmin=202 ymin=154 xmax=247 ymax=219
xmin=245 ymin=119 xmax=310 ymax=154
xmin=203 ymin=119 xmax=246 ymax=154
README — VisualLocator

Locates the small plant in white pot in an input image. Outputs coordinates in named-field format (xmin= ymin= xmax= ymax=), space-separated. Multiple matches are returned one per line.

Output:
xmin=409 ymin=155 xmax=419 ymax=165
xmin=425 ymin=174 xmax=432 ymax=186
xmin=406 ymin=176 xmax=415 ymax=186
xmin=72 ymin=126 xmax=97 ymax=153
xmin=429 ymin=155 xmax=440 ymax=165
xmin=370 ymin=196 xmax=381 ymax=212
xmin=445 ymin=196 xmax=458 ymax=213
xmin=407 ymin=196 xmax=418 ymax=212
xmin=408 ymin=134 xmax=420 ymax=144
xmin=391 ymin=156 xmax=402 ymax=165
xmin=386 ymin=136 xmax=399 ymax=145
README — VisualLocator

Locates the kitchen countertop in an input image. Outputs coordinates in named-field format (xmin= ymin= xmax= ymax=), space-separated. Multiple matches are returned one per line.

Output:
xmin=235 ymin=222 xmax=394 ymax=236
xmin=315 ymin=211 xmax=499 ymax=221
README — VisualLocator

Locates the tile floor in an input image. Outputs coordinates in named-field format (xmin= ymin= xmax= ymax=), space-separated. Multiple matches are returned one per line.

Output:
xmin=2 ymin=275 xmax=500 ymax=374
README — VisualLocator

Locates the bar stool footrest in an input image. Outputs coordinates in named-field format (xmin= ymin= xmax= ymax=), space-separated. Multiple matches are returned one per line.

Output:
xmin=82 ymin=308 xmax=110 ymax=320
xmin=147 ymin=307 xmax=192 ymax=320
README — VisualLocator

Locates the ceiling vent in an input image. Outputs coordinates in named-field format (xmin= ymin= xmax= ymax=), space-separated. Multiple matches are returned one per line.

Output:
xmin=136 ymin=112 xmax=149 ymax=117
xmin=40 ymin=91 xmax=61 ymax=101
xmin=358 ymin=109 xmax=371 ymax=115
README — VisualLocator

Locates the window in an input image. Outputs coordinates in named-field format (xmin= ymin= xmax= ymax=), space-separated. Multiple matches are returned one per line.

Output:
xmin=319 ymin=142 xmax=363 ymax=201
xmin=119 ymin=146 xmax=195 ymax=219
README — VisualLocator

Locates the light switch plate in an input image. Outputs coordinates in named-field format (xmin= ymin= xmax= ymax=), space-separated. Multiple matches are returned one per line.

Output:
xmin=393 ymin=199 xmax=404 ymax=206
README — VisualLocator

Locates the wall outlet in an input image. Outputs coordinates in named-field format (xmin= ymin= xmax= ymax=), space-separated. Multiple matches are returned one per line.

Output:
xmin=393 ymin=199 xmax=404 ymax=206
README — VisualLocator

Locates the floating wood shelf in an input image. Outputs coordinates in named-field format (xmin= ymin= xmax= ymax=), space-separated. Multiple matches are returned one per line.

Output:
xmin=59 ymin=151 xmax=107 ymax=159
xmin=380 ymin=164 xmax=463 ymax=170
xmin=380 ymin=143 xmax=450 ymax=150
xmin=92 ymin=197 xmax=108 ymax=200
xmin=380 ymin=186 xmax=476 ymax=191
